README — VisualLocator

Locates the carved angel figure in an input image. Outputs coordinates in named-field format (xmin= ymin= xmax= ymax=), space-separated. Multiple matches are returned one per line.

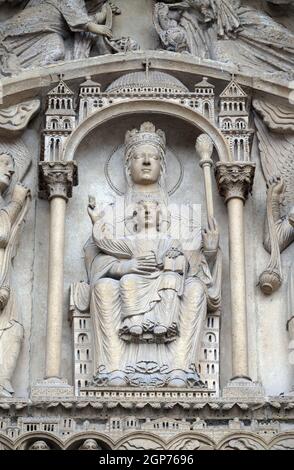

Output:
xmin=0 ymin=0 xmax=114 ymax=74
xmin=158 ymin=0 xmax=294 ymax=73
xmin=154 ymin=3 xmax=189 ymax=52
xmin=84 ymin=122 xmax=222 ymax=387
xmin=255 ymin=113 xmax=294 ymax=294
xmin=254 ymin=110 xmax=294 ymax=375
xmin=0 ymin=152 xmax=30 ymax=397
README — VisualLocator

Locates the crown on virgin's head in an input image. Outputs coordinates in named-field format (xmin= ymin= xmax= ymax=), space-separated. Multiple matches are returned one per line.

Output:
xmin=125 ymin=122 xmax=166 ymax=155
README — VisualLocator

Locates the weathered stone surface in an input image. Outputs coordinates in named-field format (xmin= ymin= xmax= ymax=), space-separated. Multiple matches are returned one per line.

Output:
xmin=1 ymin=0 xmax=294 ymax=450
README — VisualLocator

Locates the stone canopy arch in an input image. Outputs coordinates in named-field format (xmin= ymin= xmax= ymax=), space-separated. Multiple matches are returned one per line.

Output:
xmin=62 ymin=99 xmax=232 ymax=163
xmin=64 ymin=432 xmax=114 ymax=450
xmin=15 ymin=432 xmax=64 ymax=450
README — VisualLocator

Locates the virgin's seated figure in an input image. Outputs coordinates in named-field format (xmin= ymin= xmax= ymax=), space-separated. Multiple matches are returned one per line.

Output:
xmin=84 ymin=122 xmax=222 ymax=387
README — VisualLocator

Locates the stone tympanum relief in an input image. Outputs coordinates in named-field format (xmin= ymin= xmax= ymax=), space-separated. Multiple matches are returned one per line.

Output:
xmin=2 ymin=1 xmax=294 ymax=77
xmin=0 ymin=0 xmax=138 ymax=76
xmin=0 ymin=152 xmax=30 ymax=398
xmin=83 ymin=122 xmax=222 ymax=388
xmin=154 ymin=2 xmax=189 ymax=53
xmin=154 ymin=0 xmax=294 ymax=74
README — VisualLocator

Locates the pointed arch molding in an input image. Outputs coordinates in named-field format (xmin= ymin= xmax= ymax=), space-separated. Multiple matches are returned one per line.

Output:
xmin=62 ymin=99 xmax=232 ymax=162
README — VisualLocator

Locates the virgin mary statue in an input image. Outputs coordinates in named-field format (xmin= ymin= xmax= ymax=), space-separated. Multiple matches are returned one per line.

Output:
xmin=84 ymin=122 xmax=222 ymax=387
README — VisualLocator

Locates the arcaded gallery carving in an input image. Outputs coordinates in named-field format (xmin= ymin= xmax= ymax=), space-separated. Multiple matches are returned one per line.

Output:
xmin=1 ymin=0 xmax=294 ymax=451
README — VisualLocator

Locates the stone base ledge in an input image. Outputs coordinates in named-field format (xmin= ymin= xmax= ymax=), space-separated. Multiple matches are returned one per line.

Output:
xmin=0 ymin=395 xmax=294 ymax=415
xmin=79 ymin=386 xmax=216 ymax=403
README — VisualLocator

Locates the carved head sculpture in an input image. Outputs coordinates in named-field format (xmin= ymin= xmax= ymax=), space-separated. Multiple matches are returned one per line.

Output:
xmin=133 ymin=199 xmax=170 ymax=233
xmin=135 ymin=200 xmax=161 ymax=232
xmin=79 ymin=439 xmax=102 ymax=450
xmin=0 ymin=153 xmax=15 ymax=194
xmin=125 ymin=122 xmax=166 ymax=186
xmin=29 ymin=440 xmax=50 ymax=451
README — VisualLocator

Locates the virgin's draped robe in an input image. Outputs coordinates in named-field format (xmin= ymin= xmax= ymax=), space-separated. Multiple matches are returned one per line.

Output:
xmin=84 ymin=230 xmax=221 ymax=379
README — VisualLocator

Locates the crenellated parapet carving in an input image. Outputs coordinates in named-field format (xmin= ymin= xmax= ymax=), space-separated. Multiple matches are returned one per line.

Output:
xmin=39 ymin=161 xmax=78 ymax=201
xmin=215 ymin=162 xmax=256 ymax=204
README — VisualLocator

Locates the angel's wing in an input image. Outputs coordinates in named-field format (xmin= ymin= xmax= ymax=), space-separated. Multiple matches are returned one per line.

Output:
xmin=0 ymin=100 xmax=40 ymax=134
xmin=254 ymin=107 xmax=294 ymax=211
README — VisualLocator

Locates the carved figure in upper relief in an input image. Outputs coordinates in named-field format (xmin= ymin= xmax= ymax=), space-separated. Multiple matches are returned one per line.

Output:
xmin=157 ymin=0 xmax=294 ymax=74
xmin=0 ymin=0 xmax=116 ymax=75
xmin=84 ymin=122 xmax=222 ymax=387
xmin=0 ymin=152 xmax=30 ymax=397
xmin=154 ymin=3 xmax=189 ymax=53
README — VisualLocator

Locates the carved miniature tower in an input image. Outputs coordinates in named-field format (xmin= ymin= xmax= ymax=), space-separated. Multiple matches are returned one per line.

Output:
xmin=69 ymin=283 xmax=94 ymax=395
xmin=78 ymin=76 xmax=102 ymax=122
xmin=198 ymin=314 xmax=220 ymax=396
xmin=194 ymin=77 xmax=215 ymax=122
xmin=44 ymin=79 xmax=76 ymax=161
xmin=219 ymin=78 xmax=253 ymax=161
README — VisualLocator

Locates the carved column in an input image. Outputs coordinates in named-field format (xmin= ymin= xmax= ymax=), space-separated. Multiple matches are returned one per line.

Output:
xmin=215 ymin=162 xmax=255 ymax=381
xmin=196 ymin=134 xmax=214 ymax=219
xmin=39 ymin=161 xmax=78 ymax=380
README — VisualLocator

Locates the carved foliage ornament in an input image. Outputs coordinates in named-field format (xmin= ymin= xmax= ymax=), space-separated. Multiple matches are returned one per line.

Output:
xmin=215 ymin=162 xmax=256 ymax=203
xmin=39 ymin=161 xmax=78 ymax=201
